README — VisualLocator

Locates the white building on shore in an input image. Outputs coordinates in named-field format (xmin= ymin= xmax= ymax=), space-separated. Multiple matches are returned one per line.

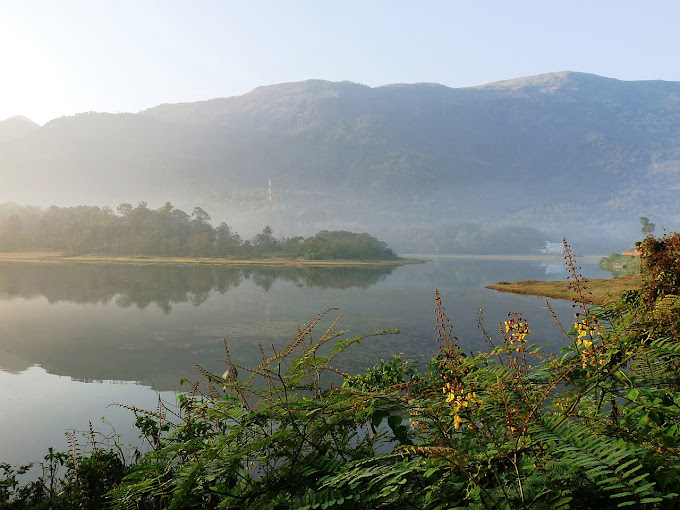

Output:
xmin=539 ymin=241 xmax=563 ymax=254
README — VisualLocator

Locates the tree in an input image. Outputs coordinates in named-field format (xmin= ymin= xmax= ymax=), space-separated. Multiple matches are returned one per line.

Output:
xmin=191 ymin=207 xmax=211 ymax=224
xmin=253 ymin=225 xmax=279 ymax=253
xmin=216 ymin=222 xmax=242 ymax=257
xmin=117 ymin=203 xmax=133 ymax=217
xmin=0 ymin=214 xmax=23 ymax=250
xmin=158 ymin=202 xmax=174 ymax=216
xmin=640 ymin=216 xmax=656 ymax=236
xmin=282 ymin=236 xmax=305 ymax=257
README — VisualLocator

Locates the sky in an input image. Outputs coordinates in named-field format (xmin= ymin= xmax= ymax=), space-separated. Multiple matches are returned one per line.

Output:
xmin=2 ymin=0 xmax=680 ymax=125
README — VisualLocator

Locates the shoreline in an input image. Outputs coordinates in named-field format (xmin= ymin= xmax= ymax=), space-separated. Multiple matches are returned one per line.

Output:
xmin=486 ymin=274 xmax=640 ymax=305
xmin=400 ymin=253 xmax=606 ymax=263
xmin=0 ymin=252 xmax=422 ymax=267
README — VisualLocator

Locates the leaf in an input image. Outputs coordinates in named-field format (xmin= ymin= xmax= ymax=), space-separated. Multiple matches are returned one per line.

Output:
xmin=387 ymin=415 xmax=403 ymax=432
xmin=424 ymin=467 xmax=438 ymax=478
xmin=372 ymin=410 xmax=389 ymax=427
xmin=638 ymin=412 xmax=650 ymax=427
xmin=552 ymin=495 xmax=573 ymax=509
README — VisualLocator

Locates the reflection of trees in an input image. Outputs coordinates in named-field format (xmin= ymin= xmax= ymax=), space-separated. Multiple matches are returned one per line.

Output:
xmin=112 ymin=266 xmax=221 ymax=311
xmin=0 ymin=263 xmax=393 ymax=307
xmin=0 ymin=263 xmax=243 ymax=312
xmin=214 ymin=267 xmax=244 ymax=294
xmin=243 ymin=268 xmax=279 ymax=292
xmin=241 ymin=266 xmax=395 ymax=291
xmin=290 ymin=267 xmax=393 ymax=289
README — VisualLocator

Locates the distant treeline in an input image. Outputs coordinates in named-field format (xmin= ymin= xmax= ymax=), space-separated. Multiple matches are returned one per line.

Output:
xmin=0 ymin=202 xmax=399 ymax=260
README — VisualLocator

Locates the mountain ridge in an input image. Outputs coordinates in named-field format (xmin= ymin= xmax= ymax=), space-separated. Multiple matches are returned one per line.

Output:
xmin=2 ymin=71 xmax=679 ymax=252
xmin=0 ymin=115 xmax=40 ymax=143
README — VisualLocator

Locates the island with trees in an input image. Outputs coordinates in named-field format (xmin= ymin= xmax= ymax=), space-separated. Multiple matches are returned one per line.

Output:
xmin=0 ymin=201 xmax=406 ymax=265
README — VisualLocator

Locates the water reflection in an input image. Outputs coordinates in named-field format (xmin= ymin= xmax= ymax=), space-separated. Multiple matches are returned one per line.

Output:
xmin=0 ymin=258 xmax=611 ymax=390
xmin=0 ymin=263 xmax=395 ymax=312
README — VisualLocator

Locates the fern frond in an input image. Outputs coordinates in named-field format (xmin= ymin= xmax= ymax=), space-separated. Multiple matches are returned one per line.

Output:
xmin=653 ymin=295 xmax=680 ymax=320
xmin=532 ymin=414 xmax=661 ymax=507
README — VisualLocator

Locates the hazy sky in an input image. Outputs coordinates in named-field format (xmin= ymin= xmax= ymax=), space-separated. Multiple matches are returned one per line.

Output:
xmin=2 ymin=1 xmax=679 ymax=124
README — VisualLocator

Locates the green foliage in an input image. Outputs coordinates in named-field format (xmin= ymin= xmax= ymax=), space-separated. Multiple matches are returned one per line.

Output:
xmin=640 ymin=216 xmax=656 ymax=236
xmin=4 ymin=234 xmax=680 ymax=508
xmin=343 ymin=354 xmax=417 ymax=392
xmin=299 ymin=230 xmax=398 ymax=260
xmin=0 ymin=462 xmax=47 ymax=509
xmin=600 ymin=253 xmax=640 ymax=276
xmin=638 ymin=232 xmax=680 ymax=305
xmin=0 ymin=202 xmax=399 ymax=261
xmin=0 ymin=437 xmax=130 ymax=510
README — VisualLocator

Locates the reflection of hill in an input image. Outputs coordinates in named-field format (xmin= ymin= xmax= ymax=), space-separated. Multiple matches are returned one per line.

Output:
xmin=0 ymin=263 xmax=394 ymax=310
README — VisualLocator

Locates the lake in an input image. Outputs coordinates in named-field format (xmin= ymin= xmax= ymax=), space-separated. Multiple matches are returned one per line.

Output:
xmin=0 ymin=256 xmax=611 ymax=466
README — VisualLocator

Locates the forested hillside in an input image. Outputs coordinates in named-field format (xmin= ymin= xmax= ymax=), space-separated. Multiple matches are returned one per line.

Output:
xmin=3 ymin=71 xmax=680 ymax=252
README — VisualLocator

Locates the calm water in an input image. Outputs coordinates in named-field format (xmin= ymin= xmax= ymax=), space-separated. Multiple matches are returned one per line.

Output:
xmin=0 ymin=257 xmax=610 ymax=465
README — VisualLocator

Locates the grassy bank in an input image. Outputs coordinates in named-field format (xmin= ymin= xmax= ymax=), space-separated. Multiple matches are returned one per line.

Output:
xmin=0 ymin=252 xmax=421 ymax=267
xmin=487 ymin=274 xmax=641 ymax=304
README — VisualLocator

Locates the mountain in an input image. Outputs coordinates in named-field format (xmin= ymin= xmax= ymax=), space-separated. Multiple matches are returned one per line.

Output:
xmin=2 ymin=72 xmax=680 ymax=252
xmin=0 ymin=115 xmax=39 ymax=143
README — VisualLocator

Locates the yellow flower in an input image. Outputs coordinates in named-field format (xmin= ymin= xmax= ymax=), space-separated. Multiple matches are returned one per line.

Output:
xmin=454 ymin=414 xmax=464 ymax=430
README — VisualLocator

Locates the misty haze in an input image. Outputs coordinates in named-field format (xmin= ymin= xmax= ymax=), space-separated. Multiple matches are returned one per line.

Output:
xmin=3 ymin=72 xmax=680 ymax=253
